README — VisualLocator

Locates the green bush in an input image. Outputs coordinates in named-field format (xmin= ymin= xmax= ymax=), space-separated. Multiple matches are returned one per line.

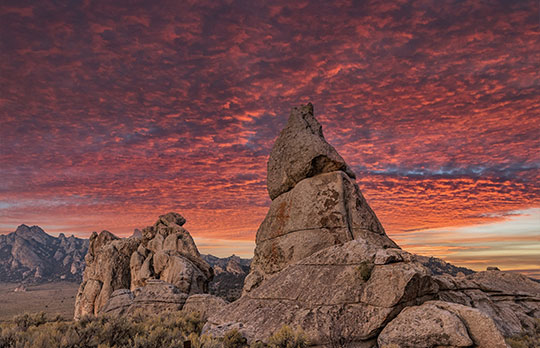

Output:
xmin=1 ymin=311 xmax=314 ymax=348
xmin=267 ymin=325 xmax=308 ymax=348
xmin=223 ymin=328 xmax=248 ymax=348
xmin=13 ymin=312 xmax=48 ymax=331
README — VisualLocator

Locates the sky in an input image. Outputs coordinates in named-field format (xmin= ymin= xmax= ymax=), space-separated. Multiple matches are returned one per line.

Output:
xmin=1 ymin=0 xmax=539 ymax=276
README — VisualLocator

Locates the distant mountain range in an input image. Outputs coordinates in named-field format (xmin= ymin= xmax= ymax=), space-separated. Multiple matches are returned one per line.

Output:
xmin=0 ymin=225 xmax=88 ymax=283
xmin=201 ymin=254 xmax=251 ymax=301
xmin=1 ymin=224 xmax=477 ymax=297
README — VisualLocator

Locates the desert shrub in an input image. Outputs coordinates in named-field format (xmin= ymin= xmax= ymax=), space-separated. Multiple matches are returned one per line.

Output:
xmin=223 ymin=328 xmax=248 ymax=348
xmin=13 ymin=312 xmax=48 ymax=331
xmin=356 ymin=261 xmax=373 ymax=282
xmin=249 ymin=341 xmax=266 ymax=348
xmin=0 ymin=310 xmax=205 ymax=348
xmin=189 ymin=332 xmax=222 ymax=348
xmin=267 ymin=325 xmax=308 ymax=348
xmin=506 ymin=319 xmax=540 ymax=348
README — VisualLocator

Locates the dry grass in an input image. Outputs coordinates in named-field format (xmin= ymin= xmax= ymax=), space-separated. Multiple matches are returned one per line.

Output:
xmin=0 ymin=282 xmax=79 ymax=321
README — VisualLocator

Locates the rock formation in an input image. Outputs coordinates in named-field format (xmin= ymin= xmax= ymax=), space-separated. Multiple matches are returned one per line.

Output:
xmin=0 ymin=224 xmax=87 ymax=283
xmin=378 ymin=301 xmax=508 ymax=348
xmin=129 ymin=212 xmax=212 ymax=294
xmin=74 ymin=230 xmax=139 ymax=319
xmin=245 ymin=104 xmax=397 ymax=293
xmin=74 ymin=212 xmax=215 ymax=319
xmin=204 ymin=103 xmax=540 ymax=346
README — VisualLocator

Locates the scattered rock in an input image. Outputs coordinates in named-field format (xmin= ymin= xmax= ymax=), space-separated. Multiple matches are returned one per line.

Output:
xmin=13 ymin=284 xmax=27 ymax=292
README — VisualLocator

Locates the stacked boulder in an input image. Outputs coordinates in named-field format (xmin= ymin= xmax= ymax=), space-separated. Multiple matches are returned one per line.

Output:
xmin=74 ymin=213 xmax=217 ymax=319
xmin=244 ymin=103 xmax=397 ymax=293
xmin=204 ymin=104 xmax=540 ymax=347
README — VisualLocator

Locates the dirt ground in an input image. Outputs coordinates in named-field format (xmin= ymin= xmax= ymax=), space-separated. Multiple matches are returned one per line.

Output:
xmin=0 ymin=282 xmax=79 ymax=321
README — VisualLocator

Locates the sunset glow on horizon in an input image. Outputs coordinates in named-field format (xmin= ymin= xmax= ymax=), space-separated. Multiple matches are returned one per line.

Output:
xmin=1 ymin=1 xmax=539 ymax=276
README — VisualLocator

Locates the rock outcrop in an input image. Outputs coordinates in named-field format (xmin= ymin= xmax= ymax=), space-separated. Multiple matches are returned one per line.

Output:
xmin=207 ymin=241 xmax=438 ymax=345
xmin=74 ymin=213 xmax=213 ymax=319
xmin=266 ymin=103 xmax=356 ymax=200
xmin=378 ymin=301 xmax=507 ymax=348
xmin=130 ymin=212 xmax=212 ymax=294
xmin=102 ymin=279 xmax=189 ymax=316
xmin=0 ymin=224 xmax=88 ymax=283
xmin=245 ymin=104 xmax=397 ymax=292
xmin=74 ymin=231 xmax=139 ymax=319
xmin=204 ymin=103 xmax=540 ymax=346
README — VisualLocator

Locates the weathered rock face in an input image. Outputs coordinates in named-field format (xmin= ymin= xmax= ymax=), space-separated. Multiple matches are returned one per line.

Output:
xmin=74 ymin=231 xmax=139 ymax=319
xmin=246 ymin=105 xmax=396 ymax=292
xmin=434 ymin=270 xmax=540 ymax=338
xmin=102 ymin=279 xmax=190 ymax=316
xmin=205 ymin=103 xmax=540 ymax=346
xmin=206 ymin=241 xmax=439 ymax=345
xmin=130 ymin=212 xmax=212 ymax=294
xmin=74 ymin=213 xmax=213 ymax=319
xmin=378 ymin=301 xmax=508 ymax=348
xmin=182 ymin=294 xmax=228 ymax=320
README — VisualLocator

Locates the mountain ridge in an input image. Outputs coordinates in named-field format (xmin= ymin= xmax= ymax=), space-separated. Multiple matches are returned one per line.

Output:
xmin=0 ymin=224 xmax=88 ymax=283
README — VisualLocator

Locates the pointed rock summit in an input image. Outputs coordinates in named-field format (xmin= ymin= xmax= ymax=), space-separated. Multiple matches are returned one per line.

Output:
xmin=244 ymin=103 xmax=397 ymax=293
xmin=267 ymin=103 xmax=356 ymax=200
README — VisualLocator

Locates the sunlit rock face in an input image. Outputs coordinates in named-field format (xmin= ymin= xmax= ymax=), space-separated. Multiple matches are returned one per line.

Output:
xmin=204 ymin=104 xmax=540 ymax=346
xmin=74 ymin=212 xmax=213 ymax=319
xmin=266 ymin=103 xmax=356 ymax=200
xmin=244 ymin=104 xmax=396 ymax=294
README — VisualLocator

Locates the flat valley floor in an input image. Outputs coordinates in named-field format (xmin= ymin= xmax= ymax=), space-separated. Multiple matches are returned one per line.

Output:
xmin=0 ymin=282 xmax=79 ymax=321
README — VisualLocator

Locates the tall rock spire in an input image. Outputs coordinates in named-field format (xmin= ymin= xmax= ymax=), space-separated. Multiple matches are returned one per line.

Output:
xmin=244 ymin=103 xmax=398 ymax=293
xmin=267 ymin=103 xmax=356 ymax=200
